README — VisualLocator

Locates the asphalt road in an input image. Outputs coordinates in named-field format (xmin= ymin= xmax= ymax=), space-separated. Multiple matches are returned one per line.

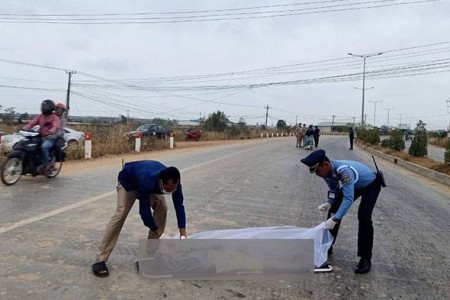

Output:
xmin=0 ymin=136 xmax=449 ymax=299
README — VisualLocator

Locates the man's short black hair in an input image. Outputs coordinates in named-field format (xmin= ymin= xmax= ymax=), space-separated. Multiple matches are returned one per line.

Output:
xmin=159 ymin=166 xmax=180 ymax=184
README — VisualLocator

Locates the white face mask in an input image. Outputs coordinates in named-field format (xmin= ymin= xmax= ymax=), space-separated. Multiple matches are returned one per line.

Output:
xmin=159 ymin=180 xmax=175 ymax=195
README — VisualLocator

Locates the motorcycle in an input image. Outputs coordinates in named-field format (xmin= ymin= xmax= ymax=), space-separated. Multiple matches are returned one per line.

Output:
xmin=185 ymin=128 xmax=202 ymax=141
xmin=0 ymin=130 xmax=64 ymax=186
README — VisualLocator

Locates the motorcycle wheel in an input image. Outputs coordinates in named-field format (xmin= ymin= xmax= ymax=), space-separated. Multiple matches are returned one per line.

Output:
xmin=1 ymin=155 xmax=23 ymax=186
xmin=47 ymin=161 xmax=62 ymax=178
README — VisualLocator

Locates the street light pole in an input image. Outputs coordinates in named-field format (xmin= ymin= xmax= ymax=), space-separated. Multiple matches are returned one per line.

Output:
xmin=397 ymin=113 xmax=405 ymax=128
xmin=348 ymin=52 xmax=383 ymax=128
xmin=383 ymin=108 xmax=393 ymax=131
xmin=369 ymin=100 xmax=382 ymax=127
xmin=446 ymin=99 xmax=450 ymax=133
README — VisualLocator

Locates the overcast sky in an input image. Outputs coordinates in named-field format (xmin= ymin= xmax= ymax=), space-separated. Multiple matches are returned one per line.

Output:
xmin=1 ymin=0 xmax=449 ymax=129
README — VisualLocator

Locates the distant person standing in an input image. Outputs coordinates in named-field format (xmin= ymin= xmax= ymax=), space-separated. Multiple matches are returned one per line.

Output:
xmin=302 ymin=124 xmax=307 ymax=146
xmin=314 ymin=126 xmax=321 ymax=148
xmin=295 ymin=123 xmax=303 ymax=148
xmin=349 ymin=127 xmax=355 ymax=150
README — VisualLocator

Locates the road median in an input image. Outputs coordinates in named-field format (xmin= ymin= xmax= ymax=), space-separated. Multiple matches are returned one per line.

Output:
xmin=357 ymin=142 xmax=450 ymax=187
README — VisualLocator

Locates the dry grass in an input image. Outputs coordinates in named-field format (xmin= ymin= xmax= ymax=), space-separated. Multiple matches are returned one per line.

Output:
xmin=428 ymin=137 xmax=449 ymax=148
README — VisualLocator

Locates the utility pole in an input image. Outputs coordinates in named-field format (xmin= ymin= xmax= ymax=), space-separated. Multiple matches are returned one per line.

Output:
xmin=447 ymin=99 xmax=450 ymax=134
xmin=369 ymin=100 xmax=382 ymax=127
xmin=264 ymin=105 xmax=270 ymax=127
xmin=397 ymin=113 xmax=405 ymax=128
xmin=331 ymin=115 xmax=336 ymax=132
xmin=348 ymin=52 xmax=383 ymax=128
xmin=352 ymin=116 xmax=356 ymax=127
xmin=65 ymin=70 xmax=76 ymax=121
xmin=407 ymin=117 xmax=414 ymax=129
xmin=383 ymin=108 xmax=393 ymax=131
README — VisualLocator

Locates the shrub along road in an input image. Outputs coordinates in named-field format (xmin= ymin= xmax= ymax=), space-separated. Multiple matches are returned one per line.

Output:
xmin=0 ymin=136 xmax=448 ymax=299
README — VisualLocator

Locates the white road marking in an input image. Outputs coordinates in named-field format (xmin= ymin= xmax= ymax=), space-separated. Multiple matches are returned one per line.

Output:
xmin=0 ymin=191 xmax=116 ymax=234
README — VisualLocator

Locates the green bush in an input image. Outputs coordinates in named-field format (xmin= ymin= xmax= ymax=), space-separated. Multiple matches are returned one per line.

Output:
xmin=381 ymin=139 xmax=392 ymax=148
xmin=409 ymin=120 xmax=428 ymax=157
xmin=445 ymin=139 xmax=450 ymax=165
xmin=389 ymin=130 xmax=406 ymax=151
xmin=357 ymin=128 xmax=380 ymax=145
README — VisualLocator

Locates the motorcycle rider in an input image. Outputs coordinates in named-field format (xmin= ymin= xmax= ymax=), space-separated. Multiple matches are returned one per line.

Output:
xmin=54 ymin=103 xmax=67 ymax=164
xmin=23 ymin=99 xmax=61 ymax=174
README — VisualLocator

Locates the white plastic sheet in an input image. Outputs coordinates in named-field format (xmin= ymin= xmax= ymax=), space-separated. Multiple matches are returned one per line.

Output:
xmin=186 ymin=222 xmax=333 ymax=268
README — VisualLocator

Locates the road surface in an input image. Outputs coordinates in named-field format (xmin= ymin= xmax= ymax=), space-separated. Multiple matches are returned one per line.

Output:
xmin=0 ymin=136 xmax=449 ymax=299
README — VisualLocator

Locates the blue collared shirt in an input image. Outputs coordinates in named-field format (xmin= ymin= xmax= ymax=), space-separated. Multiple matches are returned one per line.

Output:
xmin=324 ymin=160 xmax=376 ymax=219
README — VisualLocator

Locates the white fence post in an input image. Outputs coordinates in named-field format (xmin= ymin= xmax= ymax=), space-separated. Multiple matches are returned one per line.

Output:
xmin=84 ymin=133 xmax=92 ymax=159
xmin=169 ymin=133 xmax=174 ymax=149
xmin=135 ymin=132 xmax=142 ymax=152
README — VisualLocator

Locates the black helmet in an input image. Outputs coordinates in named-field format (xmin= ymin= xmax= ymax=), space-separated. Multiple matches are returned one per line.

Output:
xmin=41 ymin=99 xmax=55 ymax=115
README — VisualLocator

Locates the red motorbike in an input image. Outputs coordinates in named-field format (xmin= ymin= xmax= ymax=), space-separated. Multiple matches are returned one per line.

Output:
xmin=185 ymin=128 xmax=202 ymax=141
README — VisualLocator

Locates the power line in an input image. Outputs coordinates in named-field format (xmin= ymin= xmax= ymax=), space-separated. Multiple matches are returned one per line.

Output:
xmin=73 ymin=41 xmax=450 ymax=87
xmin=0 ymin=0 xmax=438 ymax=24
xmin=0 ymin=58 xmax=69 ymax=72
xmin=0 ymin=84 xmax=64 ymax=92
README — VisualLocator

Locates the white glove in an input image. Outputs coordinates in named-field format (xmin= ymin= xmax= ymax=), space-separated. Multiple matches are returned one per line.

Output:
xmin=324 ymin=218 xmax=337 ymax=230
xmin=318 ymin=202 xmax=331 ymax=213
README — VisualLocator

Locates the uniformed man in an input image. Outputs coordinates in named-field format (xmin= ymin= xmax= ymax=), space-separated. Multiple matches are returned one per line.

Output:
xmin=300 ymin=149 xmax=383 ymax=274
xmin=349 ymin=127 xmax=355 ymax=150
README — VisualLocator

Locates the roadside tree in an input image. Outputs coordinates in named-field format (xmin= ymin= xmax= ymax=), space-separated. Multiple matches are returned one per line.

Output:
xmin=409 ymin=120 xmax=428 ymax=157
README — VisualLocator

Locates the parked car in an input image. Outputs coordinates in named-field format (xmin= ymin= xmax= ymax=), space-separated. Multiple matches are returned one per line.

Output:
xmin=64 ymin=127 xmax=85 ymax=147
xmin=124 ymin=124 xmax=171 ymax=140
xmin=0 ymin=127 xmax=84 ymax=153
xmin=404 ymin=129 xmax=414 ymax=141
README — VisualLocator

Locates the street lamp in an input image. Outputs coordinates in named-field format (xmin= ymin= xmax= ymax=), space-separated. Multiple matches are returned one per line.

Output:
xmin=369 ymin=100 xmax=382 ymax=127
xmin=446 ymin=99 xmax=450 ymax=133
xmin=383 ymin=108 xmax=393 ymax=131
xmin=397 ymin=113 xmax=405 ymax=129
xmin=348 ymin=52 xmax=383 ymax=127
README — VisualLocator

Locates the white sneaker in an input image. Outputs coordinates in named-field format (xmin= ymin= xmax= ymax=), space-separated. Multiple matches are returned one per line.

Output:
xmin=314 ymin=263 xmax=333 ymax=273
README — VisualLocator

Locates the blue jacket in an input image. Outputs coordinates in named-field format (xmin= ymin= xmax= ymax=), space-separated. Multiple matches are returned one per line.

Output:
xmin=118 ymin=160 xmax=186 ymax=231
xmin=324 ymin=160 xmax=376 ymax=219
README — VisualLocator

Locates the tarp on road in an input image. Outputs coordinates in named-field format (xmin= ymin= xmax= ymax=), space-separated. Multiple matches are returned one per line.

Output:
xmin=137 ymin=223 xmax=333 ymax=279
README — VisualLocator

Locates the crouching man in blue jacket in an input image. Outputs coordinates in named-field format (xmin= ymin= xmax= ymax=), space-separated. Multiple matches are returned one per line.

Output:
xmin=92 ymin=160 xmax=186 ymax=277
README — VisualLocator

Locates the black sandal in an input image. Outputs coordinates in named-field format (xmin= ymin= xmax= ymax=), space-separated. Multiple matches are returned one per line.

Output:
xmin=92 ymin=261 xmax=109 ymax=277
